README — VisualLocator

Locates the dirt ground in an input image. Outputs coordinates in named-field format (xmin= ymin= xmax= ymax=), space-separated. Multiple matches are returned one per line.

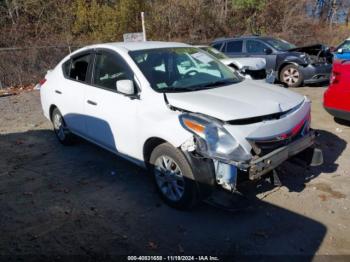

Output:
xmin=0 ymin=86 xmax=349 ymax=259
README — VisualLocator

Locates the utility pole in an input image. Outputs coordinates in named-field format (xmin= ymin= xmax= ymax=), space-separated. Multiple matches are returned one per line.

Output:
xmin=141 ymin=12 xmax=146 ymax=41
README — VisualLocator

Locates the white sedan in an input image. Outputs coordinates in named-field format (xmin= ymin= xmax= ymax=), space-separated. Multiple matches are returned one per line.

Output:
xmin=40 ymin=41 xmax=320 ymax=209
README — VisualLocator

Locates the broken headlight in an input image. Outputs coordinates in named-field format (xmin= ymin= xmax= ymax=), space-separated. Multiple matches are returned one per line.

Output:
xmin=179 ymin=113 xmax=251 ymax=162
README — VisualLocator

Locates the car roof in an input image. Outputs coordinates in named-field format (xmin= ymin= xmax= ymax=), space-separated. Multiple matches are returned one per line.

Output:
xmin=212 ymin=35 xmax=274 ymax=43
xmin=79 ymin=41 xmax=191 ymax=52
xmin=194 ymin=45 xmax=209 ymax=48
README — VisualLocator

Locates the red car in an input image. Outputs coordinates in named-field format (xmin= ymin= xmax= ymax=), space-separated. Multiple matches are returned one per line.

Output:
xmin=324 ymin=60 xmax=350 ymax=121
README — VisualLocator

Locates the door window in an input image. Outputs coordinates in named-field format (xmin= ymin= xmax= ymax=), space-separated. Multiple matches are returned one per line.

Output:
xmin=69 ymin=54 xmax=91 ymax=82
xmin=246 ymin=40 xmax=269 ymax=53
xmin=93 ymin=52 xmax=132 ymax=91
xmin=226 ymin=40 xmax=243 ymax=53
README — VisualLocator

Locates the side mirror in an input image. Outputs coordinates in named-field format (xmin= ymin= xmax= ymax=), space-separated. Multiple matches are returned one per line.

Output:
xmin=264 ymin=48 xmax=273 ymax=55
xmin=116 ymin=80 xmax=134 ymax=96
xmin=337 ymin=48 xmax=343 ymax=54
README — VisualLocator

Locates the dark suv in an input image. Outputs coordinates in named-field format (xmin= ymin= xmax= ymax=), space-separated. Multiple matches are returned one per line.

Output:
xmin=211 ymin=36 xmax=332 ymax=87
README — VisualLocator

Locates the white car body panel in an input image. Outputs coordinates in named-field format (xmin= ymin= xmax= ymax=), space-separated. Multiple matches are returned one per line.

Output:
xmin=40 ymin=41 xmax=310 ymax=167
xmin=220 ymin=57 xmax=266 ymax=70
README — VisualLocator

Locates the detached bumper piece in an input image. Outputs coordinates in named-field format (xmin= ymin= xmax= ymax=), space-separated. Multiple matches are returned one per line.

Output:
xmin=249 ymin=131 xmax=318 ymax=180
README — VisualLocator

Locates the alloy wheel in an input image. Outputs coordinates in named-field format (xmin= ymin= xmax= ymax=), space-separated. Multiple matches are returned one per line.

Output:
xmin=283 ymin=67 xmax=300 ymax=86
xmin=154 ymin=155 xmax=185 ymax=201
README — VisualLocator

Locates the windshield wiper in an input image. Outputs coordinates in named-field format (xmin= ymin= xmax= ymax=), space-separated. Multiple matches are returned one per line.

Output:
xmin=160 ymin=86 xmax=197 ymax=93
xmin=159 ymin=79 xmax=238 ymax=93
xmin=197 ymin=79 xmax=237 ymax=88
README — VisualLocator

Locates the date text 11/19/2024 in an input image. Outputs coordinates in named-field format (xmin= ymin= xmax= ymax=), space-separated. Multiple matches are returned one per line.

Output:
xmin=127 ymin=256 xmax=220 ymax=261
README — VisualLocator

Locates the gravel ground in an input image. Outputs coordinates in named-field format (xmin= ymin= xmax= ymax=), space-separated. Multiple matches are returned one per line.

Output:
xmin=0 ymin=87 xmax=349 ymax=259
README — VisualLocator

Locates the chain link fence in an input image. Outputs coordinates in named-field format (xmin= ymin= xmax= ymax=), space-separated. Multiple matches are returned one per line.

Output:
xmin=0 ymin=46 xmax=80 ymax=88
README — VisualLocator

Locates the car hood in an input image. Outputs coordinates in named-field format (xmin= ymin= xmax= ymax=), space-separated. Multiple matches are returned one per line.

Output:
xmin=166 ymin=79 xmax=304 ymax=121
xmin=220 ymin=57 xmax=266 ymax=70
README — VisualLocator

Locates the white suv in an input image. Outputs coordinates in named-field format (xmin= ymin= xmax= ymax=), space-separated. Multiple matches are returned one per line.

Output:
xmin=40 ymin=41 xmax=319 ymax=209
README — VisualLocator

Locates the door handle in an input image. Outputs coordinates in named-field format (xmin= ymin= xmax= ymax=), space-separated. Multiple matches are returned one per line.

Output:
xmin=55 ymin=90 xmax=62 ymax=94
xmin=87 ymin=100 xmax=97 ymax=106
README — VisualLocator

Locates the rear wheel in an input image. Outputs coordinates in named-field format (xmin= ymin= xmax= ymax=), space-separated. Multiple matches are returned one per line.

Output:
xmin=150 ymin=143 xmax=199 ymax=209
xmin=280 ymin=64 xmax=303 ymax=87
xmin=51 ymin=108 xmax=74 ymax=145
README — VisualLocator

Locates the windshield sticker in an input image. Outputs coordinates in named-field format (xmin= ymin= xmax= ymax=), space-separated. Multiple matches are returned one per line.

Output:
xmin=191 ymin=52 xmax=213 ymax=64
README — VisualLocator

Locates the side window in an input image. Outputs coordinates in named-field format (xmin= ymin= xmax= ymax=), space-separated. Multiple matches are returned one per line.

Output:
xmin=226 ymin=40 xmax=243 ymax=53
xmin=69 ymin=54 xmax=91 ymax=82
xmin=246 ymin=40 xmax=268 ymax=53
xmin=93 ymin=52 xmax=132 ymax=91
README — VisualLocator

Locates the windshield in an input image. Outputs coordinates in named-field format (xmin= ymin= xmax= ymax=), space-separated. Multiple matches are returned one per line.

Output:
xmin=265 ymin=38 xmax=296 ymax=51
xmin=200 ymin=47 xmax=228 ymax=59
xmin=129 ymin=47 xmax=241 ymax=92
xmin=338 ymin=40 xmax=350 ymax=52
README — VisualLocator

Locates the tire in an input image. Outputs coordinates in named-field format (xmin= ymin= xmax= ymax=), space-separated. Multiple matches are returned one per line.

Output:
xmin=51 ymin=108 xmax=74 ymax=145
xmin=280 ymin=64 xmax=304 ymax=87
xmin=150 ymin=143 xmax=199 ymax=209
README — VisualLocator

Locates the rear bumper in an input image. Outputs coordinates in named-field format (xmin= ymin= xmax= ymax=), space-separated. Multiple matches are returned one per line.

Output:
xmin=324 ymin=106 xmax=350 ymax=121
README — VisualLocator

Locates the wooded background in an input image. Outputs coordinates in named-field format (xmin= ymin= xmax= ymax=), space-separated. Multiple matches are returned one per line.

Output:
xmin=1 ymin=0 xmax=350 ymax=87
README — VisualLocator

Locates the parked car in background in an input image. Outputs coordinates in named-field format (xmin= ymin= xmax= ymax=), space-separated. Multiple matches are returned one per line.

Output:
xmin=40 ymin=41 xmax=321 ymax=209
xmin=333 ymin=38 xmax=350 ymax=61
xmin=211 ymin=36 xmax=333 ymax=87
xmin=324 ymin=59 xmax=350 ymax=121
xmin=195 ymin=45 xmax=266 ymax=79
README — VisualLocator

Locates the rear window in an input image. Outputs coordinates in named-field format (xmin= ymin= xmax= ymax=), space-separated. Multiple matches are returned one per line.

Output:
xmin=212 ymin=42 xmax=223 ymax=51
xmin=62 ymin=60 xmax=71 ymax=77
xmin=226 ymin=40 xmax=243 ymax=53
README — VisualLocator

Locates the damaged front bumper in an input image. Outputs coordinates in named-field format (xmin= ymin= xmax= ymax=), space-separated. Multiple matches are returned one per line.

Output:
xmin=247 ymin=130 xmax=316 ymax=180
xmin=210 ymin=130 xmax=320 ymax=192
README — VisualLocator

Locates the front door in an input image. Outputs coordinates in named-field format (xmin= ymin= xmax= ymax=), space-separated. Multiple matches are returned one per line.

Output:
xmin=245 ymin=40 xmax=276 ymax=71
xmin=84 ymin=50 xmax=139 ymax=155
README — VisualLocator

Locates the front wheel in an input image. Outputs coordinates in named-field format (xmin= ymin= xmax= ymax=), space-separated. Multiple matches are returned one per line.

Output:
xmin=280 ymin=64 xmax=304 ymax=87
xmin=150 ymin=143 xmax=199 ymax=209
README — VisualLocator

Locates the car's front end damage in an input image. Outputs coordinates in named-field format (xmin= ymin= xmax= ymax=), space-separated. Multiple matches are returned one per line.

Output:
xmin=175 ymin=94 xmax=322 ymax=192
xmin=269 ymin=44 xmax=333 ymax=85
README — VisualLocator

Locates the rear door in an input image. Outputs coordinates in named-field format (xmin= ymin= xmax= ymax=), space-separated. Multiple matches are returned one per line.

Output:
xmin=59 ymin=51 xmax=93 ymax=136
xmin=84 ymin=49 xmax=139 ymax=155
